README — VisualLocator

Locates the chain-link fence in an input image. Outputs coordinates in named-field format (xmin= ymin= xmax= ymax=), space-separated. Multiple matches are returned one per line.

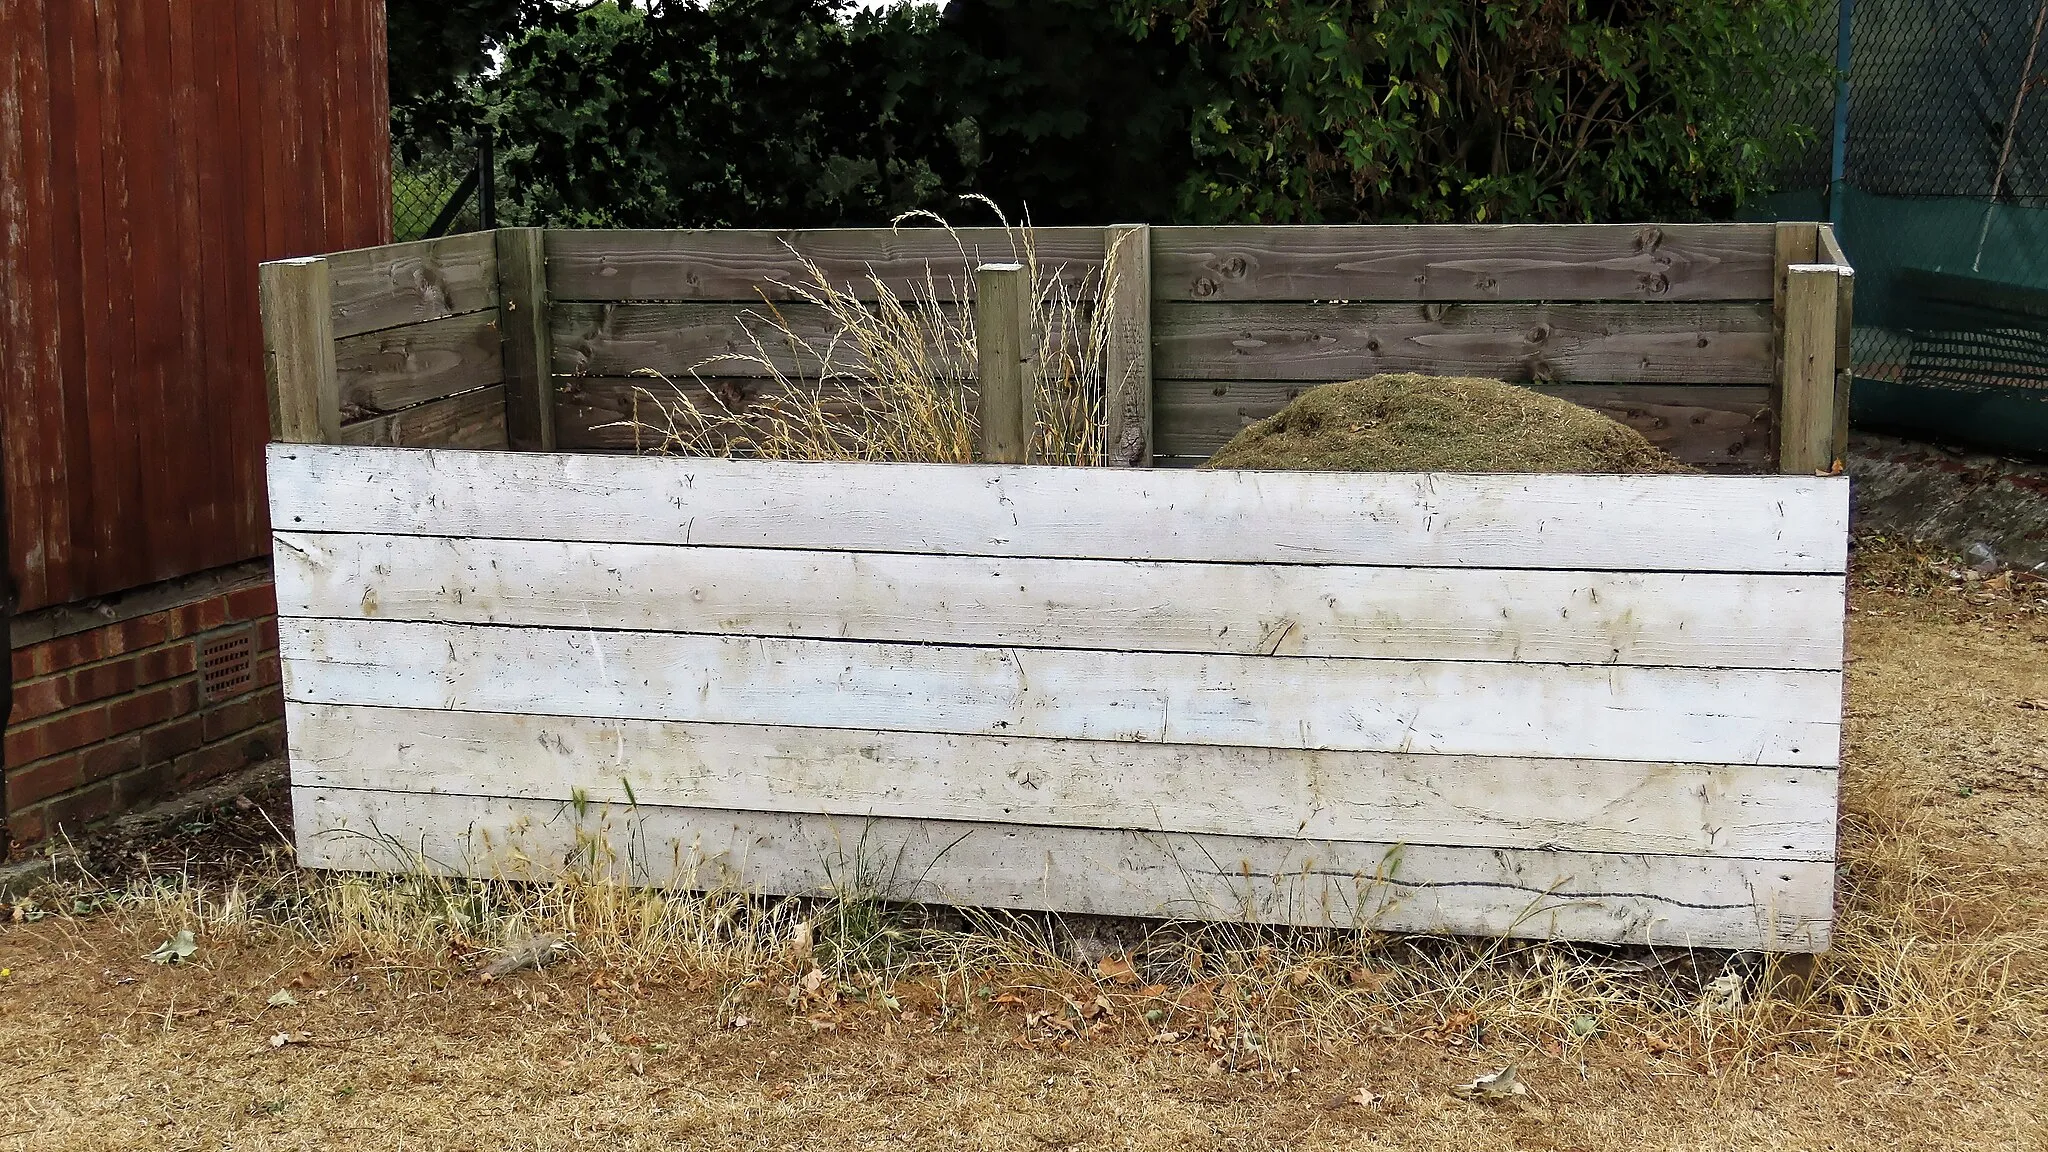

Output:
xmin=391 ymin=125 xmax=496 ymax=242
xmin=1754 ymin=0 xmax=2048 ymax=457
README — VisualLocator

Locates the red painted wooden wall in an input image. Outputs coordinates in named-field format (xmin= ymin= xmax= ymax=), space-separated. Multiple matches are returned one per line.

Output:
xmin=0 ymin=0 xmax=390 ymax=613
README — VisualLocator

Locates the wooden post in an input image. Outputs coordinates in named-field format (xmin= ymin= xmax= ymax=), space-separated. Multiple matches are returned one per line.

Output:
xmin=1771 ymin=222 xmax=1820 ymax=471
xmin=1101 ymin=224 xmax=1153 ymax=467
xmin=258 ymin=257 xmax=340 ymax=444
xmin=496 ymin=228 xmax=556 ymax=452
xmin=1780 ymin=264 xmax=1842 ymax=474
xmin=975 ymin=262 xmax=1034 ymax=465
xmin=1819 ymin=225 xmax=1856 ymax=464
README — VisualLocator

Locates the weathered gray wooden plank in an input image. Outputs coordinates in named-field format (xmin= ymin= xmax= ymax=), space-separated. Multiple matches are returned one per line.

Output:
xmin=1152 ymin=301 xmax=1776 ymax=384
xmin=496 ymin=227 xmax=557 ymax=452
xmin=325 ymin=232 xmax=500 ymax=340
xmin=258 ymin=258 xmax=340 ymax=444
xmin=336 ymin=386 xmax=507 ymax=450
xmin=543 ymin=227 xmax=1106 ymax=302
xmin=974 ymin=263 xmax=1034 ymax=464
xmin=286 ymin=704 xmax=1839 ymax=860
xmin=1102 ymin=224 xmax=1153 ymax=466
xmin=1153 ymin=224 xmax=1776 ymax=303
xmin=279 ymin=618 xmax=1843 ymax=766
xmin=1780 ymin=265 xmax=1844 ymax=474
xmin=294 ymin=787 xmax=1834 ymax=950
xmin=333 ymin=312 xmax=502 ymax=417
xmin=1154 ymin=381 xmax=1774 ymax=472
xmin=265 ymin=446 xmax=1852 ymax=573
xmin=274 ymin=532 xmax=1845 ymax=670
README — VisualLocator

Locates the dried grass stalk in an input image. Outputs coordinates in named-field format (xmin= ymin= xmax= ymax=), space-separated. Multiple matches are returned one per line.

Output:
xmin=617 ymin=202 xmax=1114 ymax=467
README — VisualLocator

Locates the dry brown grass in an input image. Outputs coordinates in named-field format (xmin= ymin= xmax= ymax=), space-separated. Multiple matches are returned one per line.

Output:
xmin=3 ymin=537 xmax=2046 ymax=1149
xmin=620 ymin=205 xmax=1113 ymax=467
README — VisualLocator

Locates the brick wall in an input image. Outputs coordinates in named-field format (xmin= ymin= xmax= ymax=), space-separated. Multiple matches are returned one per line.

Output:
xmin=5 ymin=581 xmax=283 ymax=843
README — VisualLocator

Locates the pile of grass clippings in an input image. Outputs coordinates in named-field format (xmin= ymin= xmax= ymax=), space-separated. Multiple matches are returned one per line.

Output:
xmin=1203 ymin=374 xmax=1691 ymax=473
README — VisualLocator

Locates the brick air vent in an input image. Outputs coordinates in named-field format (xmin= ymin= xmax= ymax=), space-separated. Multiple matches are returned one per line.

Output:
xmin=199 ymin=632 xmax=254 ymax=702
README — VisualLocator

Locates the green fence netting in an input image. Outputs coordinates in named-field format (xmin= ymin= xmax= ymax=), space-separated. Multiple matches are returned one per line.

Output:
xmin=1750 ymin=0 xmax=2048 ymax=458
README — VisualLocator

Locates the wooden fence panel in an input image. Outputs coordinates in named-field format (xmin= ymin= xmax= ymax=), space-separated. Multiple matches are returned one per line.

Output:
xmin=334 ymin=311 xmax=503 ymax=417
xmin=326 ymin=232 xmax=499 ymax=339
xmin=266 ymin=446 xmax=1850 ymax=573
xmin=0 ymin=0 xmax=389 ymax=612
xmin=1153 ymin=224 xmax=1776 ymax=303
xmin=271 ymin=446 xmax=1847 ymax=950
xmin=1152 ymin=301 xmax=1776 ymax=384
xmin=544 ymin=227 xmax=1106 ymax=302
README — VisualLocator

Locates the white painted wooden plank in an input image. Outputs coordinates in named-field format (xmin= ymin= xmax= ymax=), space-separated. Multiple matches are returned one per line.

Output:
xmin=274 ymin=533 xmax=1845 ymax=671
xmin=266 ymin=445 xmax=1851 ymax=574
xmin=280 ymin=619 xmax=1842 ymax=766
xmin=287 ymin=703 xmax=1839 ymax=859
xmin=293 ymin=786 xmax=1834 ymax=951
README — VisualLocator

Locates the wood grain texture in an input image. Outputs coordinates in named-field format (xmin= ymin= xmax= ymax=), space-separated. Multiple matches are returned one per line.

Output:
xmin=1152 ymin=301 xmax=1776 ymax=384
xmin=1770 ymin=223 xmax=1819 ymax=471
xmin=265 ymin=446 xmax=1852 ymax=573
xmin=279 ymin=618 xmax=1843 ymax=766
xmin=336 ymin=386 xmax=507 ymax=450
xmin=975 ymin=263 xmax=1033 ymax=464
xmin=273 ymin=532 xmax=1846 ymax=670
xmin=287 ymin=704 xmax=1838 ymax=859
xmin=550 ymin=301 xmax=972 ymax=379
xmin=1152 ymin=224 xmax=1776 ymax=303
xmin=495 ymin=227 xmax=555 ymax=452
xmin=1152 ymin=381 xmax=1774 ymax=471
xmin=258 ymin=257 xmax=340 ymax=443
xmin=326 ymin=232 xmax=499 ymax=340
xmin=1102 ymin=224 xmax=1153 ymax=466
xmin=294 ymin=787 xmax=1834 ymax=950
xmin=543 ymin=227 xmax=1105 ymax=302
xmin=333 ymin=311 xmax=502 ymax=417
xmin=1780 ymin=266 xmax=1842 ymax=474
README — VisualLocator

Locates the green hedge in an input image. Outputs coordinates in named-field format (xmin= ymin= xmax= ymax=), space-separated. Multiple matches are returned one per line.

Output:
xmin=391 ymin=0 xmax=1821 ymax=227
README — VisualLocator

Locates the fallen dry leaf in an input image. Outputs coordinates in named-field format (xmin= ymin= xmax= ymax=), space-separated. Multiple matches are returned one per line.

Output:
xmin=1095 ymin=953 xmax=1139 ymax=985
xmin=1149 ymin=1030 xmax=1185 ymax=1044
xmin=1452 ymin=1066 xmax=1528 ymax=1099
xmin=1352 ymin=1086 xmax=1382 ymax=1109
xmin=1348 ymin=969 xmax=1393 ymax=992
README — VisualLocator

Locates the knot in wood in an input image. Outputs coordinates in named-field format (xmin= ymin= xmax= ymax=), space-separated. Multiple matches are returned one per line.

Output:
xmin=1222 ymin=256 xmax=1248 ymax=278
xmin=1642 ymin=272 xmax=1671 ymax=296
xmin=1192 ymin=277 xmax=1219 ymax=298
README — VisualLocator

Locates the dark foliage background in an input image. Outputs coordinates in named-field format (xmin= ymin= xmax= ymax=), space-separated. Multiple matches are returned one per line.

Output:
xmin=385 ymin=0 xmax=1819 ymax=227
